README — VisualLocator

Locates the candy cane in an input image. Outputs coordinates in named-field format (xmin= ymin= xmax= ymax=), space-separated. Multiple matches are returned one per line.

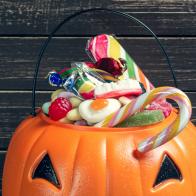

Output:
xmin=94 ymin=87 xmax=192 ymax=153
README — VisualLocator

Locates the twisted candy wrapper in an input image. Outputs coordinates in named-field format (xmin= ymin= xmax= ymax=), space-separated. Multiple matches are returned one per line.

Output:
xmin=95 ymin=87 xmax=192 ymax=153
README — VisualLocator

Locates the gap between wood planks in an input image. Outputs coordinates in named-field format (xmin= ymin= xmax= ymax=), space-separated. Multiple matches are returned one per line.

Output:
xmin=1 ymin=35 xmax=196 ymax=38
xmin=1 ymin=36 xmax=196 ymax=39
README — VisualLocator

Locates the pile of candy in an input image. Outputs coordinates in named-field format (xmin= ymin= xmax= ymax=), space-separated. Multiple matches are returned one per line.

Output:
xmin=42 ymin=34 xmax=172 ymax=127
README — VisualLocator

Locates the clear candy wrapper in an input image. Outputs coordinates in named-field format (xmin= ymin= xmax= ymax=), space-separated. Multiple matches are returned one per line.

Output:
xmin=48 ymin=62 xmax=106 ymax=99
xmin=44 ymin=34 xmax=175 ymax=128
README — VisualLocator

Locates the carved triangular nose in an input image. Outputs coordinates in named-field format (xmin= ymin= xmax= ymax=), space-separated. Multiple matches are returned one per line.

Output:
xmin=33 ymin=154 xmax=60 ymax=188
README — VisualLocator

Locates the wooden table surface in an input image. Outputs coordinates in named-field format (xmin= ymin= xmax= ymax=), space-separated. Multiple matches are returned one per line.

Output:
xmin=0 ymin=0 xmax=196 ymax=194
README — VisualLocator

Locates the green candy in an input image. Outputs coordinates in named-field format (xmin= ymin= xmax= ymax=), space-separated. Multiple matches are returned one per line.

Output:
xmin=116 ymin=110 xmax=165 ymax=127
xmin=42 ymin=102 xmax=51 ymax=115
xmin=75 ymin=76 xmax=88 ymax=90
xmin=60 ymin=67 xmax=77 ymax=78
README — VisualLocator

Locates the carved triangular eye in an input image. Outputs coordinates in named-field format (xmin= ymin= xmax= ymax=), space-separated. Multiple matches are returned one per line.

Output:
xmin=32 ymin=154 xmax=60 ymax=188
xmin=154 ymin=154 xmax=182 ymax=187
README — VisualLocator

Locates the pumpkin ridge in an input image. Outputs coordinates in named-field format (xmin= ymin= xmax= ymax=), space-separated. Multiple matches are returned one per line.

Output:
xmin=174 ymin=135 xmax=195 ymax=195
xmin=187 ymin=122 xmax=196 ymax=138
xmin=105 ymin=136 xmax=110 ymax=196
xmin=69 ymin=135 xmax=82 ymax=196
xmin=133 ymin=136 xmax=144 ymax=196
xmin=19 ymin=126 xmax=48 ymax=196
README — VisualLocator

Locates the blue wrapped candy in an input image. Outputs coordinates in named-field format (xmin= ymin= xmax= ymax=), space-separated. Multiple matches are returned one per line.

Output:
xmin=63 ymin=72 xmax=81 ymax=97
xmin=48 ymin=71 xmax=63 ymax=87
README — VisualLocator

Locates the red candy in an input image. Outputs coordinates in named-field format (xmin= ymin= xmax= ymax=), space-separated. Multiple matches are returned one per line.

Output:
xmin=49 ymin=97 xmax=72 ymax=121
xmin=95 ymin=58 xmax=123 ymax=77
xmin=85 ymin=62 xmax=95 ymax=68
xmin=147 ymin=99 xmax=172 ymax=117
xmin=80 ymin=90 xmax=95 ymax=100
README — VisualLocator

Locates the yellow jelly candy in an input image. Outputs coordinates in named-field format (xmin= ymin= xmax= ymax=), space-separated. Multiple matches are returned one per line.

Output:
xmin=51 ymin=89 xmax=65 ymax=101
xmin=69 ymin=97 xmax=82 ymax=108
xmin=67 ymin=108 xmax=82 ymax=121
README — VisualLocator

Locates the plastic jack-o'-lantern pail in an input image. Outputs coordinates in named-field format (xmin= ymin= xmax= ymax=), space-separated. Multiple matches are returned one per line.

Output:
xmin=3 ymin=8 xmax=196 ymax=196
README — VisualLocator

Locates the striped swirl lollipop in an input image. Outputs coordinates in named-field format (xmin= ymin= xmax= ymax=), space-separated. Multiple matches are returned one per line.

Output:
xmin=94 ymin=87 xmax=192 ymax=153
xmin=86 ymin=34 xmax=154 ymax=91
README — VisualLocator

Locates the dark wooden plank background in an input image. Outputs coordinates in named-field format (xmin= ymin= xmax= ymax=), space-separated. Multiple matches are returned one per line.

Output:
xmin=0 ymin=0 xmax=196 ymax=194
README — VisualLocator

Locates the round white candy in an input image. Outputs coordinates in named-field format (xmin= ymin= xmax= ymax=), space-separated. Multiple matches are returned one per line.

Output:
xmin=42 ymin=102 xmax=51 ymax=114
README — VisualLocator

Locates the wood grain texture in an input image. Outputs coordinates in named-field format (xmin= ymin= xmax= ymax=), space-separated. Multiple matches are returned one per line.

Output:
xmin=0 ymin=0 xmax=196 ymax=192
xmin=0 ymin=0 xmax=196 ymax=36
xmin=0 ymin=37 xmax=196 ymax=90
xmin=0 ymin=151 xmax=6 ymax=194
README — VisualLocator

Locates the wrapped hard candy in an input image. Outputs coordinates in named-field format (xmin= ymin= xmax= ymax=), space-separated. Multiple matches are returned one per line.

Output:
xmin=95 ymin=57 xmax=124 ymax=77
xmin=48 ymin=71 xmax=63 ymax=87
xmin=75 ymin=76 xmax=95 ymax=99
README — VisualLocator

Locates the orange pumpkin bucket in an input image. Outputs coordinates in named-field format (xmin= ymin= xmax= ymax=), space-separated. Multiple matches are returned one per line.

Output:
xmin=3 ymin=8 xmax=196 ymax=196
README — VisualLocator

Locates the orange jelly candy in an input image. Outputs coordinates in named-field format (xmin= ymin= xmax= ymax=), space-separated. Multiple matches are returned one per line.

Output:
xmin=90 ymin=99 xmax=109 ymax=111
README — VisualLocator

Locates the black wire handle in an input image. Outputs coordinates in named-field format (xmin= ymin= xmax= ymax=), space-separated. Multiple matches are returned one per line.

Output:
xmin=32 ymin=8 xmax=177 ymax=116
